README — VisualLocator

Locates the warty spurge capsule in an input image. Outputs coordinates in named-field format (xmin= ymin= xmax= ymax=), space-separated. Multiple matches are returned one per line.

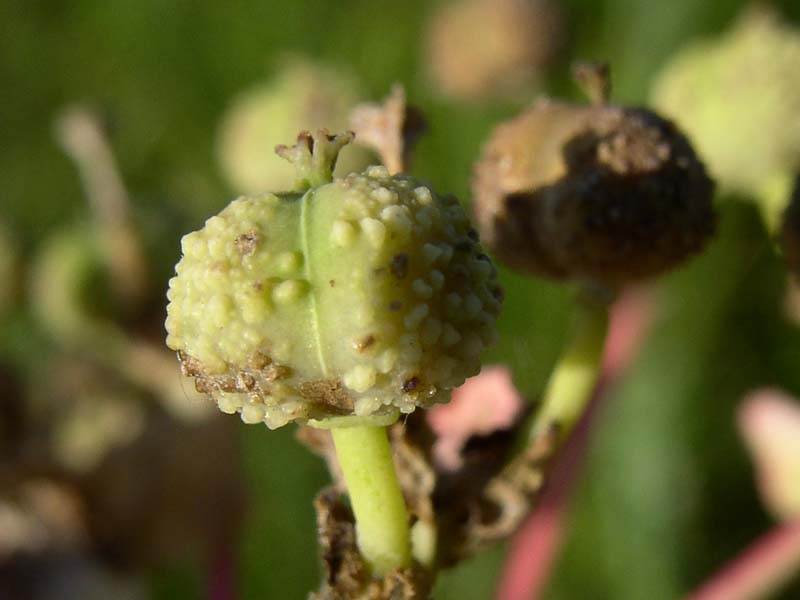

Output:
xmin=473 ymin=67 xmax=716 ymax=285
xmin=166 ymin=131 xmax=502 ymax=429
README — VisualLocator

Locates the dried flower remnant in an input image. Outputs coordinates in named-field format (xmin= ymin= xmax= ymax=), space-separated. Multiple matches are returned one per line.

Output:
xmin=349 ymin=85 xmax=427 ymax=175
xmin=310 ymin=489 xmax=433 ymax=600
xmin=426 ymin=0 xmax=563 ymax=101
xmin=473 ymin=63 xmax=716 ymax=286
xmin=217 ymin=58 xmax=372 ymax=194
xmin=167 ymin=130 xmax=501 ymax=429
xmin=652 ymin=7 xmax=800 ymax=201
xmin=782 ymin=177 xmax=800 ymax=276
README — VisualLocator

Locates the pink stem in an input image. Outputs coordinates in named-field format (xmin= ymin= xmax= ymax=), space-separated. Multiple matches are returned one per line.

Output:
xmin=685 ymin=520 xmax=800 ymax=600
xmin=495 ymin=378 xmax=608 ymax=600
xmin=495 ymin=288 xmax=654 ymax=600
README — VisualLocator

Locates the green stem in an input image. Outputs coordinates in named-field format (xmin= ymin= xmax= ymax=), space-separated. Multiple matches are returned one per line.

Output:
xmin=331 ymin=425 xmax=411 ymax=576
xmin=522 ymin=289 xmax=611 ymax=448
xmin=757 ymin=172 xmax=794 ymax=239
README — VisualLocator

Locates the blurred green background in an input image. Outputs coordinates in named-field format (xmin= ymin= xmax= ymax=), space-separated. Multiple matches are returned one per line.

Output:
xmin=2 ymin=0 xmax=800 ymax=598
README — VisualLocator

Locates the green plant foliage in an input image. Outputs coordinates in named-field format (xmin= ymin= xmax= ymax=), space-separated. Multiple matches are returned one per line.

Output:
xmin=2 ymin=0 xmax=800 ymax=598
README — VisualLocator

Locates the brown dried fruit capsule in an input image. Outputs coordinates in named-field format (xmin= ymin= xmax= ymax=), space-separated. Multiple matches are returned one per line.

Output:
xmin=782 ymin=177 xmax=800 ymax=275
xmin=473 ymin=78 xmax=716 ymax=285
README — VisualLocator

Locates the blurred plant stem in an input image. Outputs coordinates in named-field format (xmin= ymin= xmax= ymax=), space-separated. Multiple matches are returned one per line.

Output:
xmin=686 ymin=519 xmax=800 ymax=600
xmin=54 ymin=105 xmax=148 ymax=307
xmin=757 ymin=172 xmax=795 ymax=240
xmin=497 ymin=289 xmax=653 ymax=600
xmin=499 ymin=395 xmax=598 ymax=600
xmin=519 ymin=286 xmax=611 ymax=450
xmin=330 ymin=425 xmax=412 ymax=576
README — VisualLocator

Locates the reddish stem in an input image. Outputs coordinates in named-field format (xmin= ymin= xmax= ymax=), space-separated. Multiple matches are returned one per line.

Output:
xmin=685 ymin=520 xmax=800 ymax=600
xmin=495 ymin=288 xmax=654 ymax=600
xmin=495 ymin=376 xmax=608 ymax=600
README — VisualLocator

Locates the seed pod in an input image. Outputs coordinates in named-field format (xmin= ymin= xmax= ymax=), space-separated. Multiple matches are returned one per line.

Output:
xmin=167 ymin=131 xmax=502 ymax=429
xmin=473 ymin=69 xmax=715 ymax=286
xmin=651 ymin=7 xmax=800 ymax=197
xmin=217 ymin=58 xmax=372 ymax=194
xmin=783 ymin=177 xmax=800 ymax=275
xmin=426 ymin=0 xmax=563 ymax=101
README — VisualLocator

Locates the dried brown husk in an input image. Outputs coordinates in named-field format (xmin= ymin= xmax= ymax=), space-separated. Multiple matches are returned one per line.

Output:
xmin=310 ymin=488 xmax=433 ymax=600
xmin=300 ymin=407 xmax=562 ymax=574
xmin=473 ymin=98 xmax=716 ymax=285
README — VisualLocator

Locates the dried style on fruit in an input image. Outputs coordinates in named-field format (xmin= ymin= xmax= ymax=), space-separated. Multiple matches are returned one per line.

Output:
xmin=349 ymin=85 xmax=427 ymax=176
xmin=167 ymin=131 xmax=502 ymax=428
xmin=473 ymin=70 xmax=715 ymax=285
